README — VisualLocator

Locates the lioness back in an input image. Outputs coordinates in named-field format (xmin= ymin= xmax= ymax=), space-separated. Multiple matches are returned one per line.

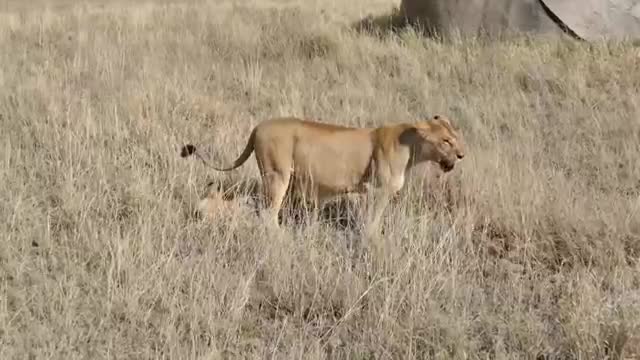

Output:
xmin=257 ymin=116 xmax=356 ymax=134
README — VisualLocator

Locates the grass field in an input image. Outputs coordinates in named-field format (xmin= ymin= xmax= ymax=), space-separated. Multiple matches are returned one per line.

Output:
xmin=2 ymin=0 xmax=640 ymax=358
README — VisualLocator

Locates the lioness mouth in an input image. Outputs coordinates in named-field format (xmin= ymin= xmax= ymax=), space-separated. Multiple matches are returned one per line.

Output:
xmin=439 ymin=161 xmax=455 ymax=172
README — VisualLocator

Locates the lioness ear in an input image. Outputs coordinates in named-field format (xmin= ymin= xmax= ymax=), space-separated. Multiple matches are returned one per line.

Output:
xmin=432 ymin=114 xmax=451 ymax=125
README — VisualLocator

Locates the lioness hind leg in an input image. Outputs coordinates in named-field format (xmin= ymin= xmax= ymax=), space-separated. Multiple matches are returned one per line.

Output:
xmin=253 ymin=136 xmax=294 ymax=228
xmin=261 ymin=170 xmax=291 ymax=228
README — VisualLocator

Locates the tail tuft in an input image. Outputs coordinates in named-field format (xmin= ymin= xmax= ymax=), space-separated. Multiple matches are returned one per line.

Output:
xmin=180 ymin=144 xmax=197 ymax=158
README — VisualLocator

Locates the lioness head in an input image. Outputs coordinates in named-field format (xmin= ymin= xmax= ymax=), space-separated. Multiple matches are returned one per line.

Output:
xmin=403 ymin=114 xmax=465 ymax=172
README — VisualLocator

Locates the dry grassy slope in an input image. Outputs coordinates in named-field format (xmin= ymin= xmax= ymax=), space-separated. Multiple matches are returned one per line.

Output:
xmin=1 ymin=0 xmax=640 ymax=358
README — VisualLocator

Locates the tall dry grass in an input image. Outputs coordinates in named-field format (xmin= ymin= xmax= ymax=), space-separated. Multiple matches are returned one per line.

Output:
xmin=1 ymin=0 xmax=640 ymax=358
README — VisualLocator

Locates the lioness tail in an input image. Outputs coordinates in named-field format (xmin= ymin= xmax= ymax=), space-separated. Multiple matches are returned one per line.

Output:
xmin=180 ymin=128 xmax=256 ymax=172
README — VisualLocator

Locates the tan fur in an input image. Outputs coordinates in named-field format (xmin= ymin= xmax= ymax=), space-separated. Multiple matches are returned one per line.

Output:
xmin=195 ymin=191 xmax=235 ymax=221
xmin=194 ymin=180 xmax=257 ymax=221
xmin=181 ymin=114 xmax=465 ymax=233
xmin=193 ymin=182 xmax=237 ymax=221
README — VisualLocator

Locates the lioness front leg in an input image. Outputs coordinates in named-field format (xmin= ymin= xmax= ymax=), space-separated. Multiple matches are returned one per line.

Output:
xmin=363 ymin=162 xmax=406 ymax=238
xmin=363 ymin=176 xmax=398 ymax=238
xmin=363 ymin=187 xmax=393 ymax=238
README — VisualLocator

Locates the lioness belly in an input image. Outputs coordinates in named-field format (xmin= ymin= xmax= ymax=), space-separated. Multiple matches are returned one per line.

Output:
xmin=290 ymin=169 xmax=364 ymax=197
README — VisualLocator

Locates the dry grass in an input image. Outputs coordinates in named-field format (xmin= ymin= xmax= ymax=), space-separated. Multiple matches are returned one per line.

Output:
xmin=2 ymin=0 xmax=640 ymax=358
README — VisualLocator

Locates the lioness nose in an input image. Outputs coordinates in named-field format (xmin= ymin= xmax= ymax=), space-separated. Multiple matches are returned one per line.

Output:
xmin=457 ymin=153 xmax=464 ymax=160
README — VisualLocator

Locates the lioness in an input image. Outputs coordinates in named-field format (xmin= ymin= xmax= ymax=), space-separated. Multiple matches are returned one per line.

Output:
xmin=181 ymin=115 xmax=465 ymax=234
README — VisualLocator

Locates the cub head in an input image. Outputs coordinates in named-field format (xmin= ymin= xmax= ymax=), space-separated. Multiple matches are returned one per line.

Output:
xmin=402 ymin=114 xmax=465 ymax=172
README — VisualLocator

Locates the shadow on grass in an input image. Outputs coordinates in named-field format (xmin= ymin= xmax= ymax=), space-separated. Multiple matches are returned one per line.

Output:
xmin=350 ymin=7 xmax=409 ymax=37
xmin=349 ymin=6 xmax=441 ymax=40
xmin=189 ymin=176 xmax=365 ymax=233
xmin=188 ymin=168 xmax=473 ymax=237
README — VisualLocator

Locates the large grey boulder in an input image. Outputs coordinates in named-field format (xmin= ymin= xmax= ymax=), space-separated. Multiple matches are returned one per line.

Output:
xmin=399 ymin=0 xmax=640 ymax=41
